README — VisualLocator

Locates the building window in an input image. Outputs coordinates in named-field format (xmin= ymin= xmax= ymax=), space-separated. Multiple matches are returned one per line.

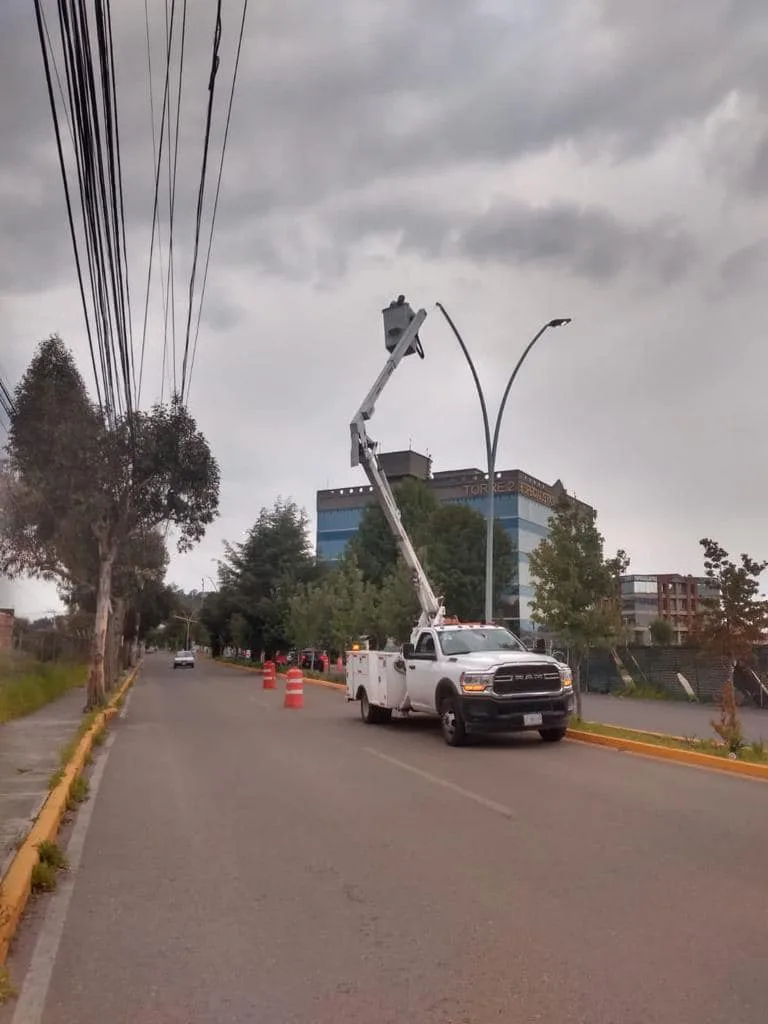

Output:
xmin=621 ymin=577 xmax=658 ymax=595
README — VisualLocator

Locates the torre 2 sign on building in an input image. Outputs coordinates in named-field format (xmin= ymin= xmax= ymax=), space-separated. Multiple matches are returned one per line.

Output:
xmin=462 ymin=475 xmax=559 ymax=508
xmin=316 ymin=450 xmax=594 ymax=636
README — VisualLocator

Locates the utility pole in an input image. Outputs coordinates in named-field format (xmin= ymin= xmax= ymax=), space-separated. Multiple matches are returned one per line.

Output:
xmin=173 ymin=613 xmax=197 ymax=651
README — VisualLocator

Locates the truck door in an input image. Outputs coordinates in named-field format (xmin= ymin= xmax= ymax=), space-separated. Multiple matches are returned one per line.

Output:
xmin=405 ymin=630 xmax=439 ymax=712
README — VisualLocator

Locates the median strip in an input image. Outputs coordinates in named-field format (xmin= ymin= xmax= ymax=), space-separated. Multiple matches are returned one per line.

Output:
xmin=567 ymin=720 xmax=768 ymax=781
xmin=0 ymin=664 xmax=141 ymax=966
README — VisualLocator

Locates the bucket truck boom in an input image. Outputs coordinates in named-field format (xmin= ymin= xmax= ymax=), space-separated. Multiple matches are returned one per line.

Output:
xmin=349 ymin=299 xmax=445 ymax=631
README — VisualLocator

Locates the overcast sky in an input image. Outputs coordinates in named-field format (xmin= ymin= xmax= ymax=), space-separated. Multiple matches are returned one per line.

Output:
xmin=2 ymin=0 xmax=768 ymax=617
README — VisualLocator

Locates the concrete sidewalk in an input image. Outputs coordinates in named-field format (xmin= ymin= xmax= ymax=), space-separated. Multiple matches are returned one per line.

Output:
xmin=581 ymin=692 xmax=768 ymax=743
xmin=0 ymin=687 xmax=87 ymax=876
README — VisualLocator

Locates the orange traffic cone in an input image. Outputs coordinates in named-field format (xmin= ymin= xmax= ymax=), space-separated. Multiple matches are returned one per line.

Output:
xmin=284 ymin=667 xmax=304 ymax=709
xmin=263 ymin=660 xmax=276 ymax=690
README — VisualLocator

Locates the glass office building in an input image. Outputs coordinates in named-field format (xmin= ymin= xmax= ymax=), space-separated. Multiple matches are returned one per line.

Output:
xmin=316 ymin=450 xmax=595 ymax=635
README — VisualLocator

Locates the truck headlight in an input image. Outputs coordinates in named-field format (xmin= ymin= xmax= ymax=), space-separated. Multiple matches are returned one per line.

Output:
xmin=460 ymin=671 xmax=493 ymax=693
xmin=558 ymin=665 xmax=573 ymax=689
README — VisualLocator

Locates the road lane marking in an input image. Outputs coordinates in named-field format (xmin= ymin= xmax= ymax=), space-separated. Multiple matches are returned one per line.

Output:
xmin=364 ymin=747 xmax=516 ymax=820
xmin=11 ymin=733 xmax=117 ymax=1024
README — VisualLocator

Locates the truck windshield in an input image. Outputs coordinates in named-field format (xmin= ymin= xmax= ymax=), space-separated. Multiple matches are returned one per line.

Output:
xmin=436 ymin=628 xmax=525 ymax=655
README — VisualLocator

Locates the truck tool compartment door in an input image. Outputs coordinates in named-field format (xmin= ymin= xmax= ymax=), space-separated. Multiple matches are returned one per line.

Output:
xmin=405 ymin=630 xmax=439 ymax=711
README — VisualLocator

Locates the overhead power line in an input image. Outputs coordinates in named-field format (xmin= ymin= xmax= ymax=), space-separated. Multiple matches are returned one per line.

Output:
xmin=33 ymin=0 xmax=134 ymax=426
xmin=186 ymin=0 xmax=250 ymax=401
xmin=35 ymin=0 xmax=250 ymax=416
xmin=137 ymin=0 xmax=177 ymax=410
xmin=179 ymin=0 xmax=223 ymax=404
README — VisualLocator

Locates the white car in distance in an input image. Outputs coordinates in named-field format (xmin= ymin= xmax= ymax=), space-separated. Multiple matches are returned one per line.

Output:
xmin=173 ymin=649 xmax=195 ymax=670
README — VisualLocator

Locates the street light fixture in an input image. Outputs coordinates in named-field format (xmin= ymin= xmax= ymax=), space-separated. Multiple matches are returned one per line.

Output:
xmin=436 ymin=304 xmax=572 ymax=626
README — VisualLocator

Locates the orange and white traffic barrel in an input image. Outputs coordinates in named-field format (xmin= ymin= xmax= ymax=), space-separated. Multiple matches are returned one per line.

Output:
xmin=263 ymin=660 xmax=277 ymax=690
xmin=284 ymin=667 xmax=304 ymax=709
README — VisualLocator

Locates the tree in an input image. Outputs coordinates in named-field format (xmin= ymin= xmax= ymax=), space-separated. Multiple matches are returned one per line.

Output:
xmin=351 ymin=478 xmax=515 ymax=620
xmin=199 ymin=588 xmax=237 ymax=657
xmin=1 ymin=336 xmax=220 ymax=708
xmin=288 ymin=581 xmax=334 ymax=653
xmin=692 ymin=539 xmax=768 ymax=748
xmin=288 ymin=553 xmax=377 ymax=655
xmin=649 ymin=617 xmax=674 ymax=646
xmin=428 ymin=504 xmax=514 ymax=621
xmin=64 ymin=527 xmax=170 ymax=671
xmin=373 ymin=559 xmax=421 ymax=645
xmin=350 ymin=478 xmax=439 ymax=586
xmin=228 ymin=612 xmax=252 ymax=652
xmin=528 ymin=498 xmax=629 ymax=718
xmin=693 ymin=539 xmax=768 ymax=665
xmin=218 ymin=499 xmax=317 ymax=656
xmin=323 ymin=554 xmax=377 ymax=652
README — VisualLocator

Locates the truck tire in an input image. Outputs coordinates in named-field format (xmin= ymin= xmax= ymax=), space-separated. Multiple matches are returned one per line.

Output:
xmin=359 ymin=688 xmax=390 ymax=724
xmin=539 ymin=726 xmax=567 ymax=743
xmin=440 ymin=695 xmax=468 ymax=747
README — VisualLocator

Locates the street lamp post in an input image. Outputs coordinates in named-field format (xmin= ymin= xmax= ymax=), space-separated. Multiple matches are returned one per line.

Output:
xmin=436 ymin=305 xmax=572 ymax=626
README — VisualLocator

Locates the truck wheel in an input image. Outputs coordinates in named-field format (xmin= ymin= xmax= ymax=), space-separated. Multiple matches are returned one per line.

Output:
xmin=539 ymin=726 xmax=567 ymax=743
xmin=360 ymin=689 xmax=387 ymax=724
xmin=440 ymin=695 xmax=468 ymax=747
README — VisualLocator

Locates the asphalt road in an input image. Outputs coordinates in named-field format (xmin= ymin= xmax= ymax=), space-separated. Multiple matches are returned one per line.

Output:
xmin=5 ymin=656 xmax=768 ymax=1023
xmin=581 ymin=692 xmax=768 ymax=742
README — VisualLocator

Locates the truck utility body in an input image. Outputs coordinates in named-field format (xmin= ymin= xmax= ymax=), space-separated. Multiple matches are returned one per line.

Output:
xmin=346 ymin=624 xmax=573 ymax=746
xmin=345 ymin=297 xmax=574 ymax=746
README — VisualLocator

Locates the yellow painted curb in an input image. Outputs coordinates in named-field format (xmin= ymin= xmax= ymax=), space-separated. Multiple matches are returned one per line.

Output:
xmin=0 ymin=663 xmax=141 ymax=964
xmin=578 ymin=721 xmax=687 ymax=742
xmin=302 ymin=677 xmax=345 ymax=692
xmin=216 ymin=659 xmax=261 ymax=673
xmin=567 ymin=727 xmax=768 ymax=781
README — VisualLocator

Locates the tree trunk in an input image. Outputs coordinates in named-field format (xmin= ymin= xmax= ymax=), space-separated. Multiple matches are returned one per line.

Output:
xmin=573 ymin=659 xmax=584 ymax=721
xmin=86 ymin=546 xmax=116 ymax=710
xmin=107 ymin=597 xmax=126 ymax=691
xmin=131 ymin=611 xmax=141 ymax=667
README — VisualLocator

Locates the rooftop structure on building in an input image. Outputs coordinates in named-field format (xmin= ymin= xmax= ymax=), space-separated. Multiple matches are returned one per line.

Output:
xmin=316 ymin=449 xmax=595 ymax=636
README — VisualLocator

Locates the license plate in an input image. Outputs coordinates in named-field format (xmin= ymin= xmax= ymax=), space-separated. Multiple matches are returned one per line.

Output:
xmin=523 ymin=712 xmax=543 ymax=727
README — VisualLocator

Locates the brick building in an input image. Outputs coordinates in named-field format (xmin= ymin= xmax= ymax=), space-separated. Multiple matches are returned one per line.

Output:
xmin=0 ymin=608 xmax=13 ymax=650
xmin=620 ymin=574 xmax=720 ymax=645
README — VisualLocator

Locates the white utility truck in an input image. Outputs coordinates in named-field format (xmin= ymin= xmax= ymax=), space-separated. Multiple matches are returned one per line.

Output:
xmin=345 ymin=297 xmax=575 ymax=747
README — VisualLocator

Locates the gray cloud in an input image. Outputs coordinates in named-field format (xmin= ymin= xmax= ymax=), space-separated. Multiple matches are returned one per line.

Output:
xmin=719 ymin=238 xmax=768 ymax=289
xmin=4 ymin=0 xmax=768 ymax=609
xmin=4 ymin=0 xmax=767 ymax=295
xmin=442 ymin=202 xmax=694 ymax=284
xmin=230 ymin=198 xmax=697 ymax=286
xmin=740 ymin=133 xmax=768 ymax=196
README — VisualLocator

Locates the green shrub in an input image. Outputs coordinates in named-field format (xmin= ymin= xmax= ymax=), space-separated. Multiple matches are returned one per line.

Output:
xmin=36 ymin=840 xmax=68 ymax=870
xmin=31 ymin=861 xmax=58 ymax=893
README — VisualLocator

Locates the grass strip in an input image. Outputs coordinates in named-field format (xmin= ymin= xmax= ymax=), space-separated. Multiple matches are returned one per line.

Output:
xmin=570 ymin=718 xmax=768 ymax=764
xmin=0 ymin=653 xmax=86 ymax=724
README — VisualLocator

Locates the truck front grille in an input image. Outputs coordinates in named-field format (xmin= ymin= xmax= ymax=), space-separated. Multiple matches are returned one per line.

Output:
xmin=493 ymin=663 xmax=562 ymax=695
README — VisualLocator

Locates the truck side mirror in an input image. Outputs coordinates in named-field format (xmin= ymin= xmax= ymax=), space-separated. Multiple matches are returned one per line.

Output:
xmin=402 ymin=642 xmax=414 ymax=658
